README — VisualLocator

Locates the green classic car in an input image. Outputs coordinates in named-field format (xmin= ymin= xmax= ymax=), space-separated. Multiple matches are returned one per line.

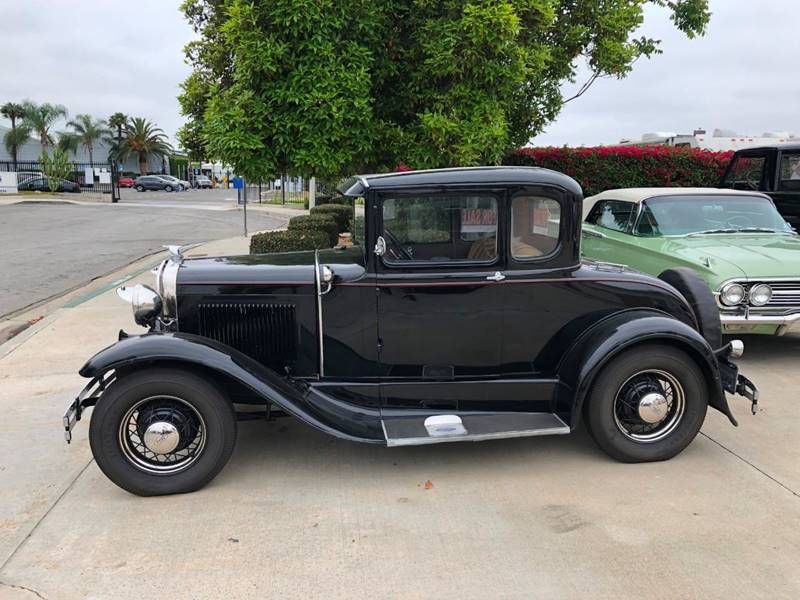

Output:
xmin=582 ymin=188 xmax=800 ymax=336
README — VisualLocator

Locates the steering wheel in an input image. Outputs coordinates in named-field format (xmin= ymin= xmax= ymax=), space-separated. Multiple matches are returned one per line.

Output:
xmin=727 ymin=215 xmax=754 ymax=228
xmin=383 ymin=229 xmax=414 ymax=260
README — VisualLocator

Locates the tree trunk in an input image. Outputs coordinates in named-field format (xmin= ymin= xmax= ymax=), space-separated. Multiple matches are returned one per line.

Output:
xmin=88 ymin=144 xmax=93 ymax=168
xmin=138 ymin=153 xmax=148 ymax=175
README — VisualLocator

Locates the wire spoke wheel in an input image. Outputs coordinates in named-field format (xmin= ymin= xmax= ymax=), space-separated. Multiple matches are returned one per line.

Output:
xmin=118 ymin=395 xmax=207 ymax=475
xmin=612 ymin=369 xmax=686 ymax=443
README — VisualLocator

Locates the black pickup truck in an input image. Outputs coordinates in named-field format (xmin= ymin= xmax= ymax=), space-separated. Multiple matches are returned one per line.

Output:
xmin=720 ymin=144 xmax=800 ymax=228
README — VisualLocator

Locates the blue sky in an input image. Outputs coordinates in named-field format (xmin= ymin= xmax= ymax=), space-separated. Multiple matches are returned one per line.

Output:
xmin=2 ymin=0 xmax=797 ymax=147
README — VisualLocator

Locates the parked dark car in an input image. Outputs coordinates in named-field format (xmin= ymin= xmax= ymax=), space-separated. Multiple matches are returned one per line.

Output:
xmin=134 ymin=175 xmax=175 ymax=192
xmin=64 ymin=167 xmax=758 ymax=496
xmin=18 ymin=176 xmax=80 ymax=193
xmin=720 ymin=144 xmax=800 ymax=227
xmin=118 ymin=177 xmax=135 ymax=188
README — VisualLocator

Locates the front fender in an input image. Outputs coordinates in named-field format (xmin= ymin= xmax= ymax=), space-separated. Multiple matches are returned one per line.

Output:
xmin=80 ymin=333 xmax=384 ymax=444
xmin=557 ymin=309 xmax=735 ymax=428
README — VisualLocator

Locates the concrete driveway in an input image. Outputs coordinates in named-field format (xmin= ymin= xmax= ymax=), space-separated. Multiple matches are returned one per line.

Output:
xmin=0 ymin=201 xmax=286 ymax=318
xmin=0 ymin=237 xmax=798 ymax=599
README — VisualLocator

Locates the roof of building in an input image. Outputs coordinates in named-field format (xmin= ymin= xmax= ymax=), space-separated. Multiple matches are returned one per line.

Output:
xmin=583 ymin=187 xmax=772 ymax=217
xmin=338 ymin=166 xmax=582 ymax=197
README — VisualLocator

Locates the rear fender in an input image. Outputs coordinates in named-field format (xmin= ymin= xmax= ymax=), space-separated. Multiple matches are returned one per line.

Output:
xmin=80 ymin=333 xmax=384 ymax=443
xmin=556 ymin=310 xmax=735 ymax=428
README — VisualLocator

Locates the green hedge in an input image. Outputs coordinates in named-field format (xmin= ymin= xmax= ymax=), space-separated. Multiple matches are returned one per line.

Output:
xmin=504 ymin=146 xmax=733 ymax=197
xmin=288 ymin=214 xmax=339 ymax=246
xmin=250 ymin=229 xmax=330 ymax=254
xmin=310 ymin=203 xmax=352 ymax=232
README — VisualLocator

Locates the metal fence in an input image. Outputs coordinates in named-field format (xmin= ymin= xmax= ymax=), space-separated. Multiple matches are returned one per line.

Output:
xmin=0 ymin=159 xmax=120 ymax=202
xmin=243 ymin=176 xmax=311 ymax=206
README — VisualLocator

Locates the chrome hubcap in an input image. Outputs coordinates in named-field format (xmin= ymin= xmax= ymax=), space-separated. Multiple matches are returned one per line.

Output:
xmin=118 ymin=396 xmax=206 ymax=474
xmin=637 ymin=392 xmax=669 ymax=424
xmin=143 ymin=421 xmax=180 ymax=454
xmin=613 ymin=369 xmax=686 ymax=443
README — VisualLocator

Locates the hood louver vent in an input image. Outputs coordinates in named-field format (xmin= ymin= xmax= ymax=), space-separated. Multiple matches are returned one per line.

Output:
xmin=196 ymin=302 xmax=297 ymax=368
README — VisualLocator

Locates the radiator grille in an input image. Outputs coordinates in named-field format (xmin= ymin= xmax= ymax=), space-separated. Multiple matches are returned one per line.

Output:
xmin=196 ymin=302 xmax=297 ymax=367
xmin=764 ymin=282 xmax=800 ymax=308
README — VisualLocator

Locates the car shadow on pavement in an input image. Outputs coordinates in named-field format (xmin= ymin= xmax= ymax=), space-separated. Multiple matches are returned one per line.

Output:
xmin=214 ymin=417 xmax=605 ymax=491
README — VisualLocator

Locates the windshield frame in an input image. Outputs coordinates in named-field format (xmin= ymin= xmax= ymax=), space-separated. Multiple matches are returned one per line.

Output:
xmin=631 ymin=193 xmax=792 ymax=238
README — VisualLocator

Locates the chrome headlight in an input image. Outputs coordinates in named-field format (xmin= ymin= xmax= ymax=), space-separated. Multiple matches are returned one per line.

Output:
xmin=117 ymin=284 xmax=162 ymax=326
xmin=720 ymin=283 xmax=745 ymax=307
xmin=749 ymin=283 xmax=772 ymax=307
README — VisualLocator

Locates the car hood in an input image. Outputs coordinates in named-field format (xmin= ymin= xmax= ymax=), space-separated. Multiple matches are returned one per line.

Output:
xmin=665 ymin=233 xmax=800 ymax=280
xmin=177 ymin=247 xmax=367 ymax=287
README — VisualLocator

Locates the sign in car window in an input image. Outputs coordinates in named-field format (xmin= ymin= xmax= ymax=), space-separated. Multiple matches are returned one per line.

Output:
xmin=0 ymin=171 xmax=18 ymax=194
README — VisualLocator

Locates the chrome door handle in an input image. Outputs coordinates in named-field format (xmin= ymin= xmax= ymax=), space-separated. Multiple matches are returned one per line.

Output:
xmin=486 ymin=271 xmax=505 ymax=282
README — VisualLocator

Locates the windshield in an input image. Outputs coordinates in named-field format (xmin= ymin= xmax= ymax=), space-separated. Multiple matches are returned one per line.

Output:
xmin=636 ymin=194 xmax=792 ymax=236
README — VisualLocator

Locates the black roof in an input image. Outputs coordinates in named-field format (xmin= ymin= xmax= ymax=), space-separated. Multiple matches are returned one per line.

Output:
xmin=733 ymin=143 xmax=800 ymax=153
xmin=338 ymin=166 xmax=582 ymax=197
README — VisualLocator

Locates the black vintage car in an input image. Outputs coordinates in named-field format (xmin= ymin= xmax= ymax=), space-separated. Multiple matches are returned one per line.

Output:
xmin=64 ymin=167 xmax=758 ymax=496
xmin=720 ymin=144 xmax=800 ymax=227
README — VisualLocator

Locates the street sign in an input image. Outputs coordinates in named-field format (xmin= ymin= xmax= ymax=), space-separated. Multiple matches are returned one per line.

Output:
xmin=232 ymin=176 xmax=244 ymax=190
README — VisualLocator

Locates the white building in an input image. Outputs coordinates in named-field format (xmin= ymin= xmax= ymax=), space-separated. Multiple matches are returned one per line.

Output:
xmin=619 ymin=128 xmax=798 ymax=152
xmin=0 ymin=125 xmax=172 ymax=175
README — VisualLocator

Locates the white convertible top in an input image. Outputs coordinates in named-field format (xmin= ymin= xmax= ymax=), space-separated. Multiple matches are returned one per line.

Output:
xmin=583 ymin=187 xmax=771 ymax=218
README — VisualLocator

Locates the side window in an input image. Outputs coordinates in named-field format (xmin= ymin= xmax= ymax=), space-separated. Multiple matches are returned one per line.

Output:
xmin=586 ymin=200 xmax=635 ymax=232
xmin=511 ymin=195 xmax=561 ymax=259
xmin=722 ymin=155 xmax=767 ymax=190
xmin=779 ymin=153 xmax=800 ymax=192
xmin=382 ymin=194 xmax=497 ymax=263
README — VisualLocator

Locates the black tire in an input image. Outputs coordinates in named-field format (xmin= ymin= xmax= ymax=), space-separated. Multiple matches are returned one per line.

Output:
xmin=585 ymin=344 xmax=708 ymax=463
xmin=164 ymin=185 xmax=173 ymax=192
xmin=135 ymin=185 xmax=144 ymax=192
xmin=89 ymin=368 xmax=236 ymax=496
xmin=658 ymin=268 xmax=722 ymax=348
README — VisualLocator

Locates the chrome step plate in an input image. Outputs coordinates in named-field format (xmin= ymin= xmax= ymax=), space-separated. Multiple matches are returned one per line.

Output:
xmin=382 ymin=412 xmax=570 ymax=447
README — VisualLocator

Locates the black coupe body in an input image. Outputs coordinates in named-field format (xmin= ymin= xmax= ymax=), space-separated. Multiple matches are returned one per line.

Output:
xmin=65 ymin=167 xmax=758 ymax=496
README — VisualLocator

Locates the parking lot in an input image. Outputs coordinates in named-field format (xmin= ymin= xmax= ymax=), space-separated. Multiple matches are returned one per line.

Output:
xmin=0 ymin=245 xmax=798 ymax=599
xmin=0 ymin=200 xmax=286 ymax=318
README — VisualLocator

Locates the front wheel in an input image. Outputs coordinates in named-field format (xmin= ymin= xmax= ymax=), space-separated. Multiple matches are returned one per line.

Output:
xmin=89 ymin=368 xmax=237 ymax=496
xmin=585 ymin=344 xmax=708 ymax=462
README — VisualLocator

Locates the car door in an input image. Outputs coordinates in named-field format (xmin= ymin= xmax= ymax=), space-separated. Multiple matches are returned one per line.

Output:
xmin=581 ymin=199 xmax=639 ymax=264
xmin=374 ymin=188 xmax=505 ymax=411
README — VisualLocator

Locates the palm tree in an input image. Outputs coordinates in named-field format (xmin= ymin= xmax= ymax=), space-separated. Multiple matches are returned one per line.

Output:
xmin=67 ymin=114 xmax=109 ymax=166
xmin=105 ymin=112 xmax=128 ymax=164
xmin=21 ymin=101 xmax=68 ymax=151
xmin=57 ymin=131 xmax=80 ymax=156
xmin=108 ymin=112 xmax=128 ymax=141
xmin=118 ymin=117 xmax=173 ymax=175
xmin=1 ymin=102 xmax=29 ymax=170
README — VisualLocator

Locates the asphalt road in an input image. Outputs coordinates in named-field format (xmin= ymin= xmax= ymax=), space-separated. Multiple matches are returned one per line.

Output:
xmin=0 ymin=201 xmax=285 ymax=317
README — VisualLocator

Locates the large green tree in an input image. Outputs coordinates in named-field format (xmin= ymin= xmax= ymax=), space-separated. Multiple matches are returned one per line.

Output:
xmin=180 ymin=0 xmax=710 ymax=177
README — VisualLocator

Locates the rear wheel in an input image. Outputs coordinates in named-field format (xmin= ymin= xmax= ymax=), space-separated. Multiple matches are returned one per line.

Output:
xmin=585 ymin=344 xmax=708 ymax=462
xmin=135 ymin=185 xmax=144 ymax=192
xmin=164 ymin=185 xmax=174 ymax=192
xmin=89 ymin=368 xmax=236 ymax=496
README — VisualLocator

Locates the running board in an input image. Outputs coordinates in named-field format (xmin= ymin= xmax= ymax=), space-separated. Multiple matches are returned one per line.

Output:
xmin=382 ymin=412 xmax=570 ymax=447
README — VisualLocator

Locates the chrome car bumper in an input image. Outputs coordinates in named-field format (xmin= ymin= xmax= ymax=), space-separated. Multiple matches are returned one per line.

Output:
xmin=720 ymin=312 xmax=800 ymax=335
xmin=62 ymin=373 xmax=114 ymax=443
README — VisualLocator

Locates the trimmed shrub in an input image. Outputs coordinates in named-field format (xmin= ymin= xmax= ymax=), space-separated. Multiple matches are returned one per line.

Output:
xmin=250 ymin=229 xmax=330 ymax=254
xmin=504 ymin=146 xmax=733 ymax=197
xmin=288 ymin=214 xmax=339 ymax=246
xmin=310 ymin=203 xmax=352 ymax=232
